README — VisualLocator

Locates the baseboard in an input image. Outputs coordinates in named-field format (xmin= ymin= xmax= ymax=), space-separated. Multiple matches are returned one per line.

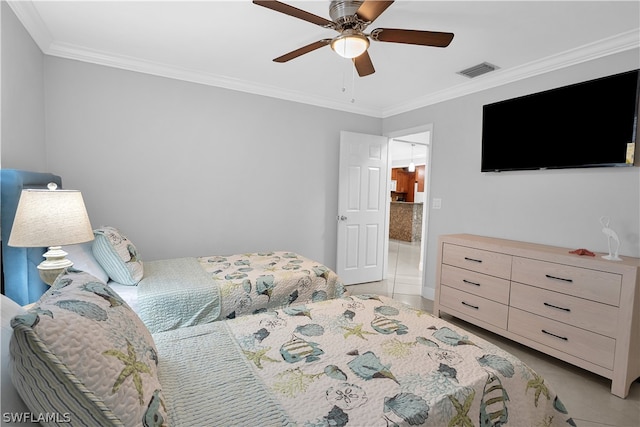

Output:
xmin=421 ymin=286 xmax=435 ymax=300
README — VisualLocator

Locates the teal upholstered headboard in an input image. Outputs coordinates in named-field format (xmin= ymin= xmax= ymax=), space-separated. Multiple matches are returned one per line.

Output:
xmin=1 ymin=169 xmax=63 ymax=305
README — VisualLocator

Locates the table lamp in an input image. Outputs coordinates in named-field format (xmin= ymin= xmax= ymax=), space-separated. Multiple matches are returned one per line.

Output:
xmin=8 ymin=183 xmax=94 ymax=285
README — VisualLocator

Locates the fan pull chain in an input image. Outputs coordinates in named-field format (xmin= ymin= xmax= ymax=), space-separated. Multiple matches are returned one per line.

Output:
xmin=339 ymin=59 xmax=356 ymax=103
xmin=341 ymin=62 xmax=347 ymax=93
xmin=350 ymin=63 xmax=356 ymax=103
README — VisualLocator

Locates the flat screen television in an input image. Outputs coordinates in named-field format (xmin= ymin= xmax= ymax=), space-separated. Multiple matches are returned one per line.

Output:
xmin=481 ymin=69 xmax=639 ymax=172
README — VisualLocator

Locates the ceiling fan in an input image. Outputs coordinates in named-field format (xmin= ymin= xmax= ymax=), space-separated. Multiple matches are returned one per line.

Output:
xmin=253 ymin=0 xmax=454 ymax=77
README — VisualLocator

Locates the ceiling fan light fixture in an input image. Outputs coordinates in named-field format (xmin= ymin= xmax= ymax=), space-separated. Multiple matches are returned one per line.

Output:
xmin=331 ymin=31 xmax=369 ymax=58
xmin=253 ymin=0 xmax=455 ymax=77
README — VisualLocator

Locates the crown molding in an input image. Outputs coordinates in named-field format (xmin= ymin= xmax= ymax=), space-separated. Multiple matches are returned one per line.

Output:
xmin=9 ymin=1 xmax=639 ymax=119
xmin=7 ymin=0 xmax=379 ymax=117
xmin=46 ymin=41 xmax=381 ymax=117
xmin=7 ymin=0 xmax=53 ymax=53
xmin=382 ymin=29 xmax=640 ymax=118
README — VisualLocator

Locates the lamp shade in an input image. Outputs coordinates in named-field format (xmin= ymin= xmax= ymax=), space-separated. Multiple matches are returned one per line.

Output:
xmin=8 ymin=185 xmax=94 ymax=248
xmin=331 ymin=32 xmax=369 ymax=59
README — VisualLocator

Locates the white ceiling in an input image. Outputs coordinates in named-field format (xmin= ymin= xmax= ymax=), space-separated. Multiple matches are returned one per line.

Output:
xmin=9 ymin=1 xmax=640 ymax=118
xmin=390 ymin=131 xmax=429 ymax=164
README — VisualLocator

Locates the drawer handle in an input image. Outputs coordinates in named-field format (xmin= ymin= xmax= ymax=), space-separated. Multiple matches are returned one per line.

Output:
xmin=464 ymin=257 xmax=483 ymax=263
xmin=461 ymin=301 xmax=479 ymax=310
xmin=541 ymin=329 xmax=568 ymax=341
xmin=545 ymin=274 xmax=573 ymax=283
xmin=543 ymin=302 xmax=571 ymax=312
xmin=462 ymin=279 xmax=481 ymax=287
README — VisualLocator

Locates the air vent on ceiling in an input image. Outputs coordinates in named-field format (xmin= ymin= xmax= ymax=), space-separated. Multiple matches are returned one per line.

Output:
xmin=457 ymin=62 xmax=499 ymax=78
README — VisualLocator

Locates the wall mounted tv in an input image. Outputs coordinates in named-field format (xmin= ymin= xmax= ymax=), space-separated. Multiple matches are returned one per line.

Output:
xmin=481 ymin=69 xmax=639 ymax=172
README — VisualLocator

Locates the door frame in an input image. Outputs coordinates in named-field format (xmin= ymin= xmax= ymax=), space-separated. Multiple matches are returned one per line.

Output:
xmin=383 ymin=124 xmax=434 ymax=297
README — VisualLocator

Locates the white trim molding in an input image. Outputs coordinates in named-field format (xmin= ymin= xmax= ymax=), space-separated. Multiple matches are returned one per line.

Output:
xmin=8 ymin=1 xmax=640 ymax=119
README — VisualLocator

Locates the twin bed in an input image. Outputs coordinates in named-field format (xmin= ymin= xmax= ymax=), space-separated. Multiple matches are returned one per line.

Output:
xmin=0 ymin=170 xmax=345 ymax=331
xmin=1 ymin=169 xmax=575 ymax=425
xmin=89 ymin=225 xmax=346 ymax=333
xmin=7 ymin=269 xmax=575 ymax=426
xmin=123 ymin=250 xmax=346 ymax=333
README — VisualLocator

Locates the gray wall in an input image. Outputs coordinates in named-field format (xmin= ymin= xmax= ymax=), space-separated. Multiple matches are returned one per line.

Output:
xmin=384 ymin=49 xmax=640 ymax=294
xmin=43 ymin=57 xmax=381 ymax=266
xmin=2 ymin=4 xmax=639 ymax=294
xmin=1 ymin=2 xmax=46 ymax=170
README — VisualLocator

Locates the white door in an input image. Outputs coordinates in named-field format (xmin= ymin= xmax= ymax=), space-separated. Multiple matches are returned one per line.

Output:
xmin=336 ymin=131 xmax=388 ymax=285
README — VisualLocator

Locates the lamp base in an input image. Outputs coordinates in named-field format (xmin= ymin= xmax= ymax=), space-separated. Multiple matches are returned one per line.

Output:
xmin=37 ymin=246 xmax=74 ymax=286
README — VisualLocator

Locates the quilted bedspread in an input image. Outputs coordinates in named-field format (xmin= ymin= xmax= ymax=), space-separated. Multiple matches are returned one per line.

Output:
xmin=154 ymin=294 xmax=575 ymax=426
xmin=138 ymin=251 xmax=345 ymax=333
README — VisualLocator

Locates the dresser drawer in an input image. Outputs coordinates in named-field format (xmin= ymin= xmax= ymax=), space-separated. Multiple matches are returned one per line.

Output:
xmin=442 ymin=243 xmax=512 ymax=279
xmin=441 ymin=264 xmax=510 ymax=304
xmin=439 ymin=285 xmax=508 ymax=329
xmin=510 ymin=282 xmax=618 ymax=338
xmin=508 ymin=308 xmax=615 ymax=370
xmin=511 ymin=257 xmax=621 ymax=306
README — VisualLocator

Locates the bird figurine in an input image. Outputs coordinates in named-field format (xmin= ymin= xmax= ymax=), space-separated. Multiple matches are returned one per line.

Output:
xmin=600 ymin=216 xmax=622 ymax=261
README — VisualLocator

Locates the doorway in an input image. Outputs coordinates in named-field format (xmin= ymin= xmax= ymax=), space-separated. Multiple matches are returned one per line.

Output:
xmin=384 ymin=126 xmax=432 ymax=296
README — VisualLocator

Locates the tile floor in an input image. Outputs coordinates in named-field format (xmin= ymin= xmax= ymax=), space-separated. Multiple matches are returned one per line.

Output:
xmin=355 ymin=239 xmax=425 ymax=299
xmin=348 ymin=240 xmax=640 ymax=427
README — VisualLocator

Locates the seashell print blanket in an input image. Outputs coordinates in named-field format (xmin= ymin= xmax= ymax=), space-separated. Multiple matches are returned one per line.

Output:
xmin=154 ymin=294 xmax=575 ymax=426
xmin=137 ymin=251 xmax=346 ymax=333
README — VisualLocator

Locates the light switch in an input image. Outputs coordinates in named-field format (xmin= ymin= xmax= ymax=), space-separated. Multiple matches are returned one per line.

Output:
xmin=432 ymin=198 xmax=442 ymax=209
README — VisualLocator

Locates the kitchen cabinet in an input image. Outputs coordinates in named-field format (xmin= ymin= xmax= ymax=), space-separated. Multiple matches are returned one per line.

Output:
xmin=391 ymin=168 xmax=415 ymax=202
xmin=416 ymin=165 xmax=425 ymax=192
xmin=391 ymin=166 xmax=427 ymax=203
xmin=396 ymin=169 xmax=412 ymax=193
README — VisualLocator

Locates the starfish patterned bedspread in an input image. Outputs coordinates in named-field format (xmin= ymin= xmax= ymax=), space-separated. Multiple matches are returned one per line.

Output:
xmin=137 ymin=251 xmax=346 ymax=333
xmin=154 ymin=294 xmax=575 ymax=426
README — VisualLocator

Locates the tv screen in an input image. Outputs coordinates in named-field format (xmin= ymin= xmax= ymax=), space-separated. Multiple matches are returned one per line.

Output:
xmin=481 ymin=69 xmax=639 ymax=172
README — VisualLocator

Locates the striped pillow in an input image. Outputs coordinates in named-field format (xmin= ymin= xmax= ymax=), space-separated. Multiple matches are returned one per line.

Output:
xmin=92 ymin=226 xmax=143 ymax=285
xmin=10 ymin=269 xmax=167 ymax=426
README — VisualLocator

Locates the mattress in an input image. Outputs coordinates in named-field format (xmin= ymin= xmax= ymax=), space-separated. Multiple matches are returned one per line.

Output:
xmin=154 ymin=294 xmax=575 ymax=426
xmin=136 ymin=251 xmax=345 ymax=333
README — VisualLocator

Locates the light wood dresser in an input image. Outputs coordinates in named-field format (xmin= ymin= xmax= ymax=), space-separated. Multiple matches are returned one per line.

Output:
xmin=434 ymin=234 xmax=640 ymax=398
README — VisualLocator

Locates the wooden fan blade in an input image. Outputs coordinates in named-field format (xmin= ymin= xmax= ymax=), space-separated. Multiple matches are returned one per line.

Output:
xmin=273 ymin=39 xmax=331 ymax=63
xmin=253 ymin=1 xmax=334 ymax=28
xmin=371 ymin=28 xmax=454 ymax=47
xmin=353 ymin=51 xmax=375 ymax=77
xmin=356 ymin=1 xmax=394 ymax=23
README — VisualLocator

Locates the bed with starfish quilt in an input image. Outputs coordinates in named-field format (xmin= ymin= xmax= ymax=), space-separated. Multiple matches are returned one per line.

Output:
xmin=131 ymin=251 xmax=346 ymax=333
xmin=155 ymin=294 xmax=575 ymax=426
xmin=9 ymin=268 xmax=574 ymax=426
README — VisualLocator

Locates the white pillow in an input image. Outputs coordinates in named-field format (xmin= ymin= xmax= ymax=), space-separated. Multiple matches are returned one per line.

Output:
xmin=1 ymin=295 xmax=30 ymax=418
xmin=63 ymin=241 xmax=110 ymax=284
